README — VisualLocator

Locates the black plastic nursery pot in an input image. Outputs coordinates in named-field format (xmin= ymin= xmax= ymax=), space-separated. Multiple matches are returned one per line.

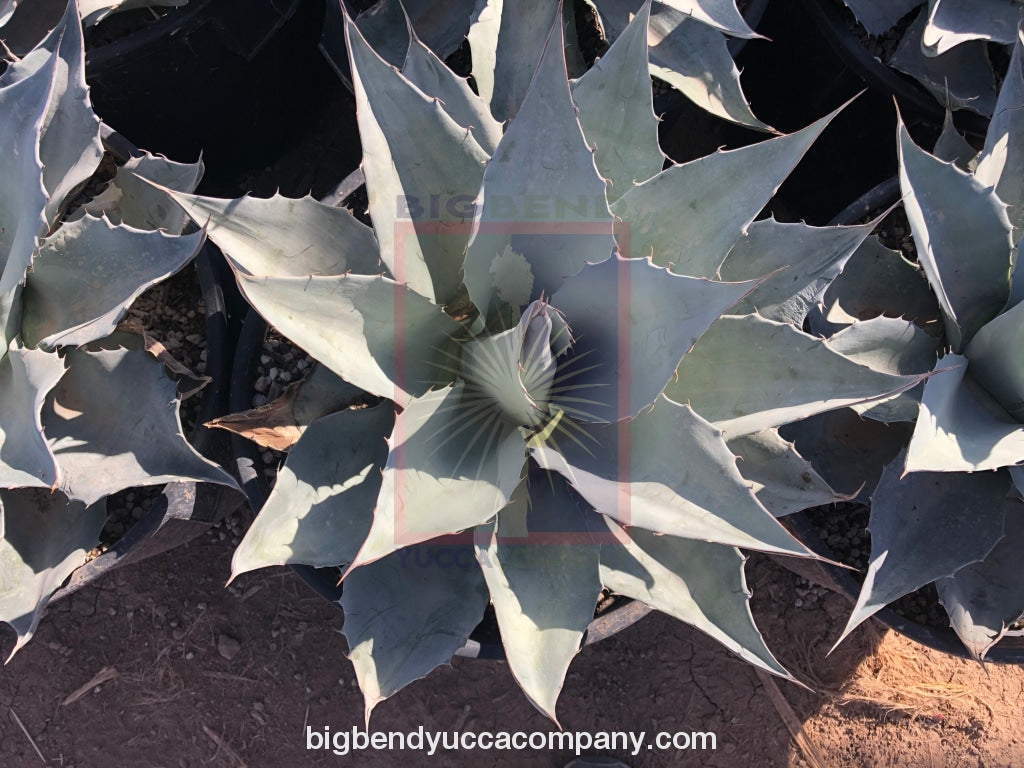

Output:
xmin=228 ymin=307 xmax=653 ymax=661
xmin=47 ymin=132 xmax=249 ymax=602
xmin=82 ymin=0 xmax=346 ymax=196
xmin=785 ymin=177 xmax=1024 ymax=664
xmin=800 ymin=0 xmax=989 ymax=139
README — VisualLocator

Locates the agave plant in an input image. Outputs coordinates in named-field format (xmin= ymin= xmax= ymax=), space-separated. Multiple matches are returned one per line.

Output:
xmin=0 ymin=0 xmax=236 ymax=655
xmin=839 ymin=0 xmax=1023 ymax=117
xmin=835 ymin=25 xmax=1024 ymax=660
xmin=165 ymin=1 xmax=924 ymax=720
xmin=325 ymin=0 xmax=771 ymax=130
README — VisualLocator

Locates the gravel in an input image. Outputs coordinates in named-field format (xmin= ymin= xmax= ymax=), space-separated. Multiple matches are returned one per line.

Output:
xmin=839 ymin=1 xmax=919 ymax=65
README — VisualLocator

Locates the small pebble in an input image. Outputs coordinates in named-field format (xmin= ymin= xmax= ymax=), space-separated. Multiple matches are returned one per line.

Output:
xmin=218 ymin=634 xmax=242 ymax=661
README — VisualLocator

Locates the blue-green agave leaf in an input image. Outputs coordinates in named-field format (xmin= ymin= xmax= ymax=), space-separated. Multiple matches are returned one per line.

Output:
xmin=84 ymin=151 xmax=203 ymax=232
xmin=571 ymin=0 xmax=665 ymax=204
xmin=905 ymin=355 xmax=1024 ymax=473
xmin=0 ymin=0 xmax=18 ymax=25
xmin=0 ymin=49 xmax=51 ymax=352
xmin=463 ymin=11 xmax=616 ymax=317
xmin=667 ymin=314 xmax=922 ymax=436
xmin=933 ymin=110 xmax=978 ymax=171
xmin=2 ymin=0 xmax=102 ymax=225
xmin=656 ymin=0 xmax=761 ymax=37
xmin=466 ymin=0 xmax=501 ymax=113
xmin=231 ymin=405 xmax=394 ymax=579
xmin=809 ymin=236 xmax=941 ymax=338
xmin=475 ymin=469 xmax=601 ymax=723
xmin=22 ymin=216 xmax=204 ymax=349
xmin=291 ymin=364 xmax=367 ymax=432
xmin=727 ymin=429 xmax=844 ymax=517
xmin=348 ymin=0 xmax=416 ymax=67
xmin=826 ymin=316 xmax=940 ymax=422
xmin=922 ymin=0 xmax=1021 ymax=55
xmin=646 ymin=2 xmax=770 ymax=129
xmin=964 ymin=300 xmax=1024 ymax=420
xmin=347 ymin=14 xmax=489 ymax=306
xmin=891 ymin=9 xmax=997 ymax=115
xmin=401 ymin=24 xmax=502 ymax=155
xmin=164 ymin=190 xmax=381 ymax=277
xmin=597 ymin=518 xmax=792 ymax=678
xmin=898 ymin=119 xmax=1013 ymax=351
xmin=977 ymin=26 xmax=1024 ymax=263
xmin=779 ymin=409 xmax=914 ymax=503
xmin=839 ymin=0 xmax=921 ymax=36
xmin=43 ymin=346 xmax=237 ymax=505
xmin=351 ymin=0 xmax=476 ymax=68
xmin=474 ymin=0 xmax=560 ymax=123
xmin=233 ymin=271 xmax=460 ymax=407
xmin=532 ymin=395 xmax=816 ymax=556
xmin=719 ymin=217 xmax=876 ymax=324
xmin=937 ymin=498 xmax=1024 ymax=661
xmin=1011 ymin=464 xmax=1024 ymax=498
xmin=0 ymin=343 xmax=64 ymax=489
xmin=461 ymin=300 xmax=558 ymax=429
xmin=0 ymin=489 xmax=105 ymax=658
xmin=835 ymin=455 xmax=1008 ymax=649
xmin=488 ymin=245 xmax=535 ymax=310
xmin=592 ymin=0 xmax=769 ymax=129
xmin=342 ymin=541 xmax=489 ymax=724
xmin=550 ymin=255 xmax=757 ymax=423
xmin=351 ymin=384 xmax=527 ymax=567
xmin=611 ymin=106 xmax=838 ymax=276
xmin=402 ymin=0 xmax=479 ymax=58
xmin=778 ymin=409 xmax=917 ymax=505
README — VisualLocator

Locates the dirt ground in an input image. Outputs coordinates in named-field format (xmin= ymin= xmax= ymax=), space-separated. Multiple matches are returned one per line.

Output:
xmin=1 ymin=524 xmax=1022 ymax=768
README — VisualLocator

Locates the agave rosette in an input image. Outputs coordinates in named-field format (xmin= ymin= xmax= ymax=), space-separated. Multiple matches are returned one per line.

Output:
xmin=0 ymin=0 xmax=236 ymax=655
xmin=835 ymin=26 xmax=1024 ymax=661
xmin=167 ymin=2 xmax=921 ymax=720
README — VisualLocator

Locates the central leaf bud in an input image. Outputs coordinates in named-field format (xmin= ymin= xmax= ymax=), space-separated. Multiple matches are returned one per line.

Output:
xmin=460 ymin=301 xmax=564 ymax=428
